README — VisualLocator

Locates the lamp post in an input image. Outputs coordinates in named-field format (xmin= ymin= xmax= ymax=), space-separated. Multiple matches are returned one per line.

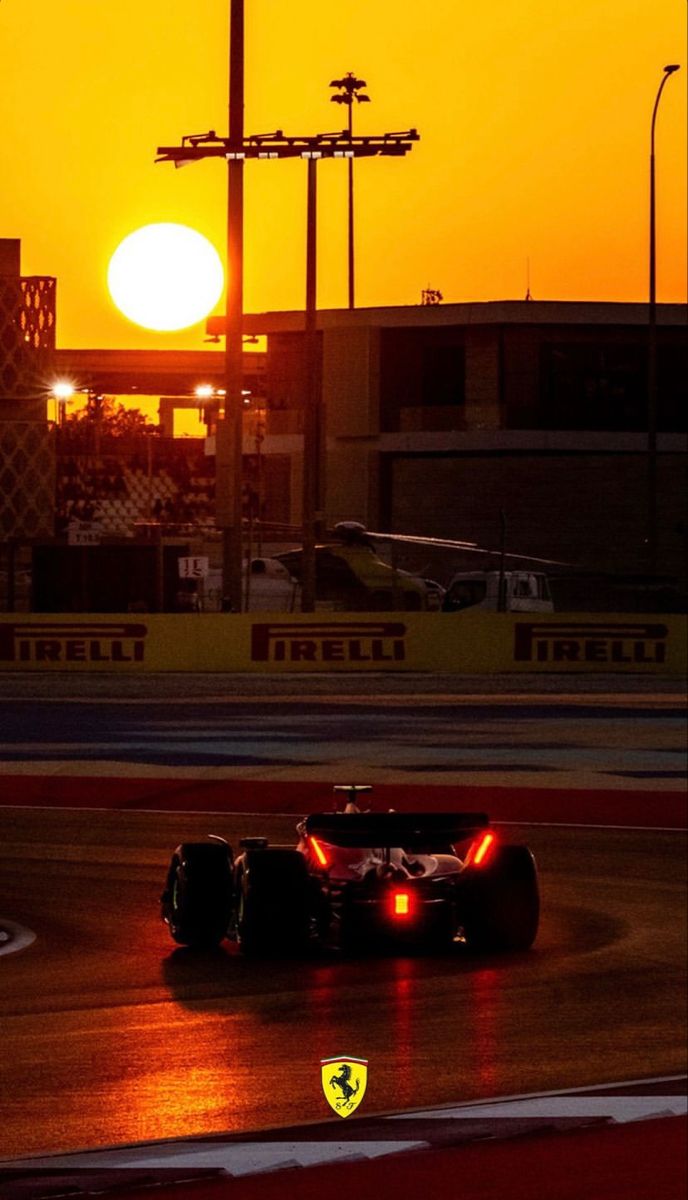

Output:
xmin=647 ymin=63 xmax=680 ymax=576
xmin=51 ymin=379 xmax=75 ymax=427
xmin=216 ymin=0 xmax=246 ymax=613
xmin=301 ymin=154 xmax=320 ymax=610
xmin=330 ymin=73 xmax=370 ymax=309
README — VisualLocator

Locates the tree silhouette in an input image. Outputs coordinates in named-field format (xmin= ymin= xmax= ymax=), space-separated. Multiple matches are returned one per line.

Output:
xmin=64 ymin=396 xmax=157 ymax=437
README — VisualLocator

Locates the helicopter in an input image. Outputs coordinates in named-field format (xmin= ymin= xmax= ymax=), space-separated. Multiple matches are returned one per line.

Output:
xmin=201 ymin=518 xmax=566 ymax=613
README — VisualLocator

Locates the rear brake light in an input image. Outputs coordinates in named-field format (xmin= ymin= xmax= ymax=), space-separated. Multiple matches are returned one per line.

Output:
xmin=309 ymin=836 xmax=329 ymax=868
xmin=466 ymin=831 xmax=496 ymax=867
xmin=392 ymin=891 xmax=411 ymax=918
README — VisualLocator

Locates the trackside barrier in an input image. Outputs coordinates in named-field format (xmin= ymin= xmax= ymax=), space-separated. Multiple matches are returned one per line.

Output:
xmin=0 ymin=612 xmax=685 ymax=673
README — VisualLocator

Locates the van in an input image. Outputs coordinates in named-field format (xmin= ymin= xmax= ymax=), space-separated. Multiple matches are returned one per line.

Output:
xmin=442 ymin=570 xmax=554 ymax=613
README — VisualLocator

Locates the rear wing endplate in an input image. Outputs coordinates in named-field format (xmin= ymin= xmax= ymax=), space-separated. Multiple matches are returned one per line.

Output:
xmin=304 ymin=811 xmax=489 ymax=849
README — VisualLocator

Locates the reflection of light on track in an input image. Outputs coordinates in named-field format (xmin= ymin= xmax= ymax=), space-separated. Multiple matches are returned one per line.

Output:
xmin=110 ymin=989 xmax=262 ymax=1136
xmin=0 ymin=919 xmax=36 ymax=957
xmin=391 ymin=961 xmax=415 ymax=1103
xmin=466 ymin=967 xmax=501 ymax=1092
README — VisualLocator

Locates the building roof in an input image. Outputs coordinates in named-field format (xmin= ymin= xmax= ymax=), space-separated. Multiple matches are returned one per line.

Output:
xmin=206 ymin=298 xmax=687 ymax=337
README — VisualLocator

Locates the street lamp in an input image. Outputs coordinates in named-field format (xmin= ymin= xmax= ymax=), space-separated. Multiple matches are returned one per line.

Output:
xmin=330 ymin=73 xmax=370 ymax=309
xmin=50 ymin=379 xmax=75 ymax=426
xmin=647 ymin=63 xmax=680 ymax=575
xmin=218 ymin=0 xmax=245 ymax=613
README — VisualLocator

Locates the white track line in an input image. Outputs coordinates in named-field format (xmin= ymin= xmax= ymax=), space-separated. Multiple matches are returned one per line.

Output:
xmin=391 ymin=1073 xmax=688 ymax=1113
xmin=389 ymin=1096 xmax=687 ymax=1123
xmin=1 ymin=803 xmax=683 ymax=833
xmin=495 ymin=820 xmax=686 ymax=832
xmin=1 ymin=1140 xmax=429 ymax=1174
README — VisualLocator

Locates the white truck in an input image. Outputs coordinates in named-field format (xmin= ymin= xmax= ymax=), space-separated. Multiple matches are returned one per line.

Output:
xmin=442 ymin=570 xmax=554 ymax=613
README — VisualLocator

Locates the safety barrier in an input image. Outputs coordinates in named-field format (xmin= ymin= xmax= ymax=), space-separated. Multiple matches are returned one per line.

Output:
xmin=0 ymin=612 xmax=685 ymax=673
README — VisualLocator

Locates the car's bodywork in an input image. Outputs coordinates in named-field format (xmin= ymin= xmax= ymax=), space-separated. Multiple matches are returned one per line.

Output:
xmin=161 ymin=790 xmax=539 ymax=955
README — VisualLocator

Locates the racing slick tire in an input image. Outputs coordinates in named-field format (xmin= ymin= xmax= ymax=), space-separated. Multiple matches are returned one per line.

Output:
xmin=235 ymin=848 xmax=312 ymax=954
xmin=162 ymin=841 xmax=234 ymax=948
xmin=460 ymin=844 xmax=539 ymax=952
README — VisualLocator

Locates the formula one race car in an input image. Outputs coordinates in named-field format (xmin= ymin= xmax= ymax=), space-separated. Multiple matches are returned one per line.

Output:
xmin=161 ymin=786 xmax=539 ymax=955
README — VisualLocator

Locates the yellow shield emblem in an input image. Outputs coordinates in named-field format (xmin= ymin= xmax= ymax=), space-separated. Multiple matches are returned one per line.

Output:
xmin=321 ymin=1056 xmax=368 ymax=1117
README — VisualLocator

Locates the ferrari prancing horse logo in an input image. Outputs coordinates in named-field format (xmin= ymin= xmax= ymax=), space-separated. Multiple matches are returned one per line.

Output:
xmin=321 ymin=1056 xmax=368 ymax=1117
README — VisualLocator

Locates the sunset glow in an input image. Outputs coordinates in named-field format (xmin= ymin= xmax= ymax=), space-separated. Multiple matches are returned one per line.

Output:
xmin=0 ymin=1 xmax=684 ymax=349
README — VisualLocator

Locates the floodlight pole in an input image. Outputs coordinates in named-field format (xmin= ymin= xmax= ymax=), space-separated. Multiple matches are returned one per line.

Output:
xmin=647 ymin=63 xmax=680 ymax=577
xmin=346 ymin=96 xmax=355 ymax=311
xmin=330 ymin=73 xmax=371 ymax=309
xmin=216 ymin=0 xmax=245 ymax=612
xmin=302 ymin=157 xmax=319 ymax=611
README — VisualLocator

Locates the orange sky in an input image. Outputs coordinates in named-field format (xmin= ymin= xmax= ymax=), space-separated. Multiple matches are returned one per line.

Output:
xmin=0 ymin=1 xmax=685 ymax=350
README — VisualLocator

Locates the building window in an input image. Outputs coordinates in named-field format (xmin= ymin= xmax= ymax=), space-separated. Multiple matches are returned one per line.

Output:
xmin=541 ymin=343 xmax=646 ymax=430
xmin=421 ymin=344 xmax=465 ymax=406
xmin=381 ymin=329 xmax=465 ymax=432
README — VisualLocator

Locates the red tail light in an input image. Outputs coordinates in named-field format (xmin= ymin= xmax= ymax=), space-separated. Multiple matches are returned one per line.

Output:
xmin=466 ymin=831 xmax=496 ymax=867
xmin=392 ymin=890 xmax=411 ymax=918
xmin=309 ymin=836 xmax=329 ymax=868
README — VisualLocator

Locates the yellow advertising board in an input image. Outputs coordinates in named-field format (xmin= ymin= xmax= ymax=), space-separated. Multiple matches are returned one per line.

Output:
xmin=0 ymin=612 xmax=685 ymax=674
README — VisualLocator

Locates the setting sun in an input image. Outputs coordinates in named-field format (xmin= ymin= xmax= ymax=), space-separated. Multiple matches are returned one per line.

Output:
xmin=107 ymin=223 xmax=224 ymax=332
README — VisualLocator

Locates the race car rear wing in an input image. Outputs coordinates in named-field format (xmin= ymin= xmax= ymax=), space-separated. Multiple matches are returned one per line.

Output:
xmin=303 ymin=811 xmax=489 ymax=850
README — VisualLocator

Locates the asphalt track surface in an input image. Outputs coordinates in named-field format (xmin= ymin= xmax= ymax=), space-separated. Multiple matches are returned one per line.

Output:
xmin=0 ymin=672 xmax=685 ymax=1167
xmin=1 ymin=807 xmax=686 ymax=1160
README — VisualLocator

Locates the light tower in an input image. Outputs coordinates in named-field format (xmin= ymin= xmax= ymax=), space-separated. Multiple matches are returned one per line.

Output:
xmin=646 ymin=63 xmax=680 ymax=575
xmin=330 ymin=72 xmax=371 ymax=309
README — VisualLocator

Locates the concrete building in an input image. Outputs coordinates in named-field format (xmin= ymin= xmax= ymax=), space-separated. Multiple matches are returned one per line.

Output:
xmin=43 ymin=298 xmax=687 ymax=599
xmin=205 ymin=300 xmax=687 ymax=586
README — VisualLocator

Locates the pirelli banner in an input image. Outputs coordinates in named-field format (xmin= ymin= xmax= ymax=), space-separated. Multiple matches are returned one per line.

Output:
xmin=0 ymin=613 xmax=685 ymax=674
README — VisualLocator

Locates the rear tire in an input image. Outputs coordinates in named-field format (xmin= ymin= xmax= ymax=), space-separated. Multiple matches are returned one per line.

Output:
xmin=162 ymin=841 xmax=234 ymax=947
xmin=460 ymin=844 xmax=539 ymax=952
xmin=236 ymin=849 xmax=312 ymax=954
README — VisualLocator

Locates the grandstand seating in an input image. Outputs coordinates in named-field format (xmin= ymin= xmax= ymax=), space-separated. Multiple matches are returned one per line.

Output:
xmin=55 ymin=444 xmax=218 ymax=536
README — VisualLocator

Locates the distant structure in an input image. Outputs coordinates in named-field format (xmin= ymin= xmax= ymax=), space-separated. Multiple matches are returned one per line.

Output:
xmin=330 ymin=72 xmax=371 ymax=310
xmin=2 ymin=292 xmax=686 ymax=614
xmin=525 ymin=256 xmax=532 ymax=301
xmin=207 ymin=297 xmax=687 ymax=590
xmin=0 ymin=238 xmax=56 ymax=542
xmin=421 ymin=288 xmax=443 ymax=306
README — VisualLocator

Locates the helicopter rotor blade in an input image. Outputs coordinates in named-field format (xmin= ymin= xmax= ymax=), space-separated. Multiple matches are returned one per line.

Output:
xmin=469 ymin=547 xmax=572 ymax=567
xmin=363 ymin=529 xmax=479 ymax=550
xmin=363 ymin=529 xmax=570 ymax=566
xmin=252 ymin=520 xmax=571 ymax=568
